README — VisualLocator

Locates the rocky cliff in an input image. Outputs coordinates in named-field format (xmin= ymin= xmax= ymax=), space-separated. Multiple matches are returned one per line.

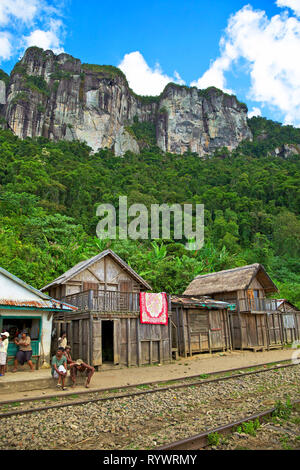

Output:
xmin=0 ymin=47 xmax=252 ymax=156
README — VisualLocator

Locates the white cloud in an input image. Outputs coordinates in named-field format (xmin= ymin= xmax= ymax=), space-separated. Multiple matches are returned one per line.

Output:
xmin=276 ymin=0 xmax=300 ymax=16
xmin=23 ymin=19 xmax=65 ymax=54
xmin=0 ymin=32 xmax=12 ymax=61
xmin=191 ymin=2 xmax=300 ymax=126
xmin=248 ymin=107 xmax=262 ymax=118
xmin=0 ymin=0 xmax=66 ymax=63
xmin=118 ymin=51 xmax=185 ymax=96
xmin=0 ymin=0 xmax=39 ymax=25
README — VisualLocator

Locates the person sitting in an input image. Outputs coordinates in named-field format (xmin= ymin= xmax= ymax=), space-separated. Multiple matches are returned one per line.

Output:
xmin=70 ymin=358 xmax=95 ymax=389
xmin=0 ymin=332 xmax=9 ymax=376
xmin=13 ymin=330 xmax=34 ymax=372
xmin=63 ymin=345 xmax=75 ymax=368
xmin=51 ymin=347 xmax=68 ymax=391
xmin=58 ymin=332 xmax=67 ymax=349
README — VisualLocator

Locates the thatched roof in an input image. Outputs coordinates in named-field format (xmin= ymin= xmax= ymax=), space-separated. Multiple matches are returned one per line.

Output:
xmin=183 ymin=263 xmax=278 ymax=296
xmin=41 ymin=249 xmax=152 ymax=291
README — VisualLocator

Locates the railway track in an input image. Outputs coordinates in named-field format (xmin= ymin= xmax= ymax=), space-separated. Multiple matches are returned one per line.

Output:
xmin=0 ymin=358 xmax=296 ymax=418
xmin=158 ymin=399 xmax=300 ymax=450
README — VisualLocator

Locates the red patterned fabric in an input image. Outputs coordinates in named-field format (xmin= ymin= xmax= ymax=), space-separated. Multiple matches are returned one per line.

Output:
xmin=140 ymin=292 xmax=168 ymax=325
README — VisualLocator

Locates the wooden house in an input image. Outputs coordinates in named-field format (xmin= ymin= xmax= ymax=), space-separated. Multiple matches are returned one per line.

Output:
xmin=183 ymin=264 xmax=285 ymax=351
xmin=42 ymin=250 xmax=173 ymax=368
xmin=276 ymin=300 xmax=300 ymax=343
xmin=171 ymin=296 xmax=233 ymax=357
xmin=0 ymin=267 xmax=76 ymax=368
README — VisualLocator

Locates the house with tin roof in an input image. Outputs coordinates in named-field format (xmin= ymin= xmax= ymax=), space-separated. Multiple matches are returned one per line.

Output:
xmin=0 ymin=267 xmax=76 ymax=368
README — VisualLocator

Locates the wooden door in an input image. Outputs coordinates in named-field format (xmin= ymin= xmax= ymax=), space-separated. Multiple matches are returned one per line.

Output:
xmin=247 ymin=289 xmax=255 ymax=311
xmin=209 ymin=311 xmax=224 ymax=350
xmin=83 ymin=282 xmax=98 ymax=293
xmin=113 ymin=319 xmax=121 ymax=365
xmin=119 ymin=280 xmax=132 ymax=310
xmin=92 ymin=319 xmax=102 ymax=366
xmin=188 ymin=311 xmax=209 ymax=352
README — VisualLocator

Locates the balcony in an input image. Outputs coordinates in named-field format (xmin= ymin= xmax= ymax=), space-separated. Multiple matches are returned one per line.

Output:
xmin=62 ymin=290 xmax=140 ymax=313
xmin=229 ymin=297 xmax=281 ymax=313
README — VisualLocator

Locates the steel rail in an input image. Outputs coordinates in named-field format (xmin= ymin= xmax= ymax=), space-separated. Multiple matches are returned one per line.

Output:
xmin=0 ymin=358 xmax=293 ymax=406
xmin=157 ymin=399 xmax=300 ymax=450
xmin=0 ymin=361 xmax=297 ymax=419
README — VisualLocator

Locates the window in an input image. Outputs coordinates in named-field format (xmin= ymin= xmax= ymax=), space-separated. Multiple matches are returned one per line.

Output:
xmin=2 ymin=318 xmax=40 ymax=341
xmin=283 ymin=315 xmax=295 ymax=329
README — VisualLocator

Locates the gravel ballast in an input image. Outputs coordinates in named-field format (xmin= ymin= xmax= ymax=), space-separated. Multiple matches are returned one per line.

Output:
xmin=0 ymin=365 xmax=299 ymax=450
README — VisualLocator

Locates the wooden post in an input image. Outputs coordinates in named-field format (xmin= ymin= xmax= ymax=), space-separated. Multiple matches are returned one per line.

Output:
xmin=168 ymin=295 xmax=172 ymax=361
xmin=149 ymin=340 xmax=153 ymax=365
xmin=88 ymin=290 xmax=94 ymax=310
xmin=255 ymin=314 xmax=259 ymax=347
xmin=187 ymin=312 xmax=192 ymax=357
xmin=127 ymin=318 xmax=131 ymax=367
xmin=207 ymin=311 xmax=212 ymax=354
xmin=79 ymin=320 xmax=83 ymax=359
xmin=89 ymin=314 xmax=93 ymax=365
xmin=176 ymin=307 xmax=181 ymax=355
xmin=265 ymin=314 xmax=270 ymax=349
xmin=181 ymin=307 xmax=187 ymax=358
xmin=136 ymin=319 xmax=141 ymax=367
xmin=237 ymin=301 xmax=243 ymax=350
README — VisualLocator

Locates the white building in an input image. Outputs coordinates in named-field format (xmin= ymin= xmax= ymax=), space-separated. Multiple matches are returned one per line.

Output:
xmin=0 ymin=267 xmax=76 ymax=367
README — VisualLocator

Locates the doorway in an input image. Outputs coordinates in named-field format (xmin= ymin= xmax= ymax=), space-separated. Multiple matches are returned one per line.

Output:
xmin=102 ymin=320 xmax=114 ymax=363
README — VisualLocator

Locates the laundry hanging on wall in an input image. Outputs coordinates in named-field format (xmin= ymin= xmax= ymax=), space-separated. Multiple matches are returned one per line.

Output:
xmin=140 ymin=292 xmax=168 ymax=325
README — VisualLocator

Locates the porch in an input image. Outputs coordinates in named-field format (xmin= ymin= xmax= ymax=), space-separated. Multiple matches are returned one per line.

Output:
xmin=231 ymin=297 xmax=282 ymax=313
xmin=61 ymin=290 xmax=140 ymax=312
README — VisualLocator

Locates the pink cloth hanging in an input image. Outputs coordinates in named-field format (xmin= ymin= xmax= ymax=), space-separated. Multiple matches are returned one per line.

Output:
xmin=140 ymin=292 xmax=168 ymax=325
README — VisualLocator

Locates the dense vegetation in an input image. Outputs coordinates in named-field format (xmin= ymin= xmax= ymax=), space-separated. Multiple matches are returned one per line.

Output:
xmin=0 ymin=116 xmax=299 ymax=306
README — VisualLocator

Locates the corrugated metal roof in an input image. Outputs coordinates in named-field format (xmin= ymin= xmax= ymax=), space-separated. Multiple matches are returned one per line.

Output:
xmin=0 ymin=299 xmax=77 ymax=311
xmin=171 ymin=295 xmax=233 ymax=309
xmin=0 ymin=266 xmax=77 ymax=311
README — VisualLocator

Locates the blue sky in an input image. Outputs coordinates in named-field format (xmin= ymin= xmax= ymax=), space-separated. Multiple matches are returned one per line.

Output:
xmin=1 ymin=0 xmax=300 ymax=125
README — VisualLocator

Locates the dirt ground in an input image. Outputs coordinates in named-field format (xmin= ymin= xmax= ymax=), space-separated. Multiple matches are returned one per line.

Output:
xmin=0 ymin=348 xmax=294 ymax=402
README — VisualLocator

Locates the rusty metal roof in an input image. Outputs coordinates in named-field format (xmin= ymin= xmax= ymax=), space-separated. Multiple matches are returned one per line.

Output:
xmin=0 ymin=266 xmax=77 ymax=311
xmin=0 ymin=299 xmax=77 ymax=311
xmin=171 ymin=295 xmax=234 ymax=309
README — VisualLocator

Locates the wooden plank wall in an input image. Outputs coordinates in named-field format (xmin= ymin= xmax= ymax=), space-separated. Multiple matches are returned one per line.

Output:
xmin=171 ymin=307 xmax=231 ymax=357
xmin=229 ymin=312 xmax=285 ymax=350
xmin=52 ymin=313 xmax=172 ymax=367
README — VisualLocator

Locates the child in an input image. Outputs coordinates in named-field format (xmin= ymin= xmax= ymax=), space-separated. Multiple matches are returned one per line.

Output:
xmin=58 ymin=332 xmax=67 ymax=349
xmin=51 ymin=348 xmax=68 ymax=390
xmin=0 ymin=332 xmax=9 ymax=376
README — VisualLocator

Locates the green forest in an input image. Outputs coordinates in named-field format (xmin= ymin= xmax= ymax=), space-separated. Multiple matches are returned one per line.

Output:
xmin=0 ymin=116 xmax=299 ymax=306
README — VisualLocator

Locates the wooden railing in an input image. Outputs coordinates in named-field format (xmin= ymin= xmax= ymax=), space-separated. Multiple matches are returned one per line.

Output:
xmin=62 ymin=290 xmax=140 ymax=312
xmin=227 ymin=297 xmax=281 ymax=313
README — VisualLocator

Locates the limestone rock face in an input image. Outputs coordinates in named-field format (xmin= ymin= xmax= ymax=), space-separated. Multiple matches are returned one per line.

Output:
xmin=157 ymin=84 xmax=252 ymax=156
xmin=273 ymin=144 xmax=300 ymax=159
xmin=0 ymin=80 xmax=6 ymax=105
xmin=0 ymin=47 xmax=253 ymax=156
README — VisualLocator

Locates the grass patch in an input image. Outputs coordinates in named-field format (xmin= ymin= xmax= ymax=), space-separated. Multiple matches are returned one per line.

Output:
xmin=272 ymin=398 xmax=293 ymax=420
xmin=207 ymin=432 xmax=221 ymax=446
xmin=236 ymin=418 xmax=260 ymax=437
